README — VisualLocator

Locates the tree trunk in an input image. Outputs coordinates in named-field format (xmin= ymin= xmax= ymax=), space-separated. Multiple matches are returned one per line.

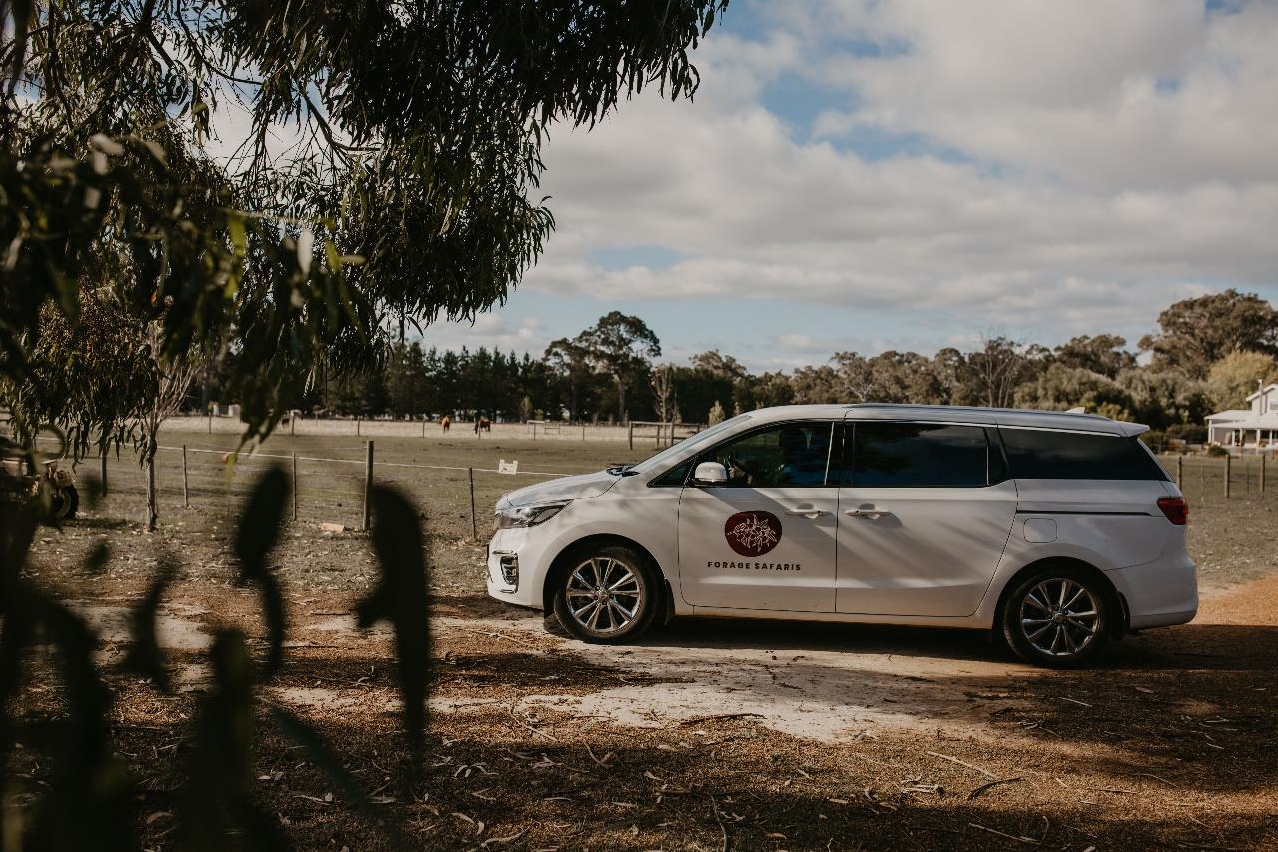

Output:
xmin=144 ymin=429 xmax=160 ymax=531
xmin=145 ymin=454 xmax=158 ymax=531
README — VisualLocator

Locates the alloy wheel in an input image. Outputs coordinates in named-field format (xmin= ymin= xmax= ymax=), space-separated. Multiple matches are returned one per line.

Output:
xmin=563 ymin=555 xmax=645 ymax=636
xmin=1018 ymin=577 xmax=1102 ymax=658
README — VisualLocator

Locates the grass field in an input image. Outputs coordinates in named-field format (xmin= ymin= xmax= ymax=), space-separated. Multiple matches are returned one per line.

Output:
xmin=79 ymin=428 xmax=657 ymax=534
xmin=70 ymin=425 xmax=1276 ymax=534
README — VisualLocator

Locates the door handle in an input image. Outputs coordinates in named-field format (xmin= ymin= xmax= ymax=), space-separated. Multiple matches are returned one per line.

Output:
xmin=845 ymin=507 xmax=891 ymax=519
xmin=785 ymin=507 xmax=830 ymax=519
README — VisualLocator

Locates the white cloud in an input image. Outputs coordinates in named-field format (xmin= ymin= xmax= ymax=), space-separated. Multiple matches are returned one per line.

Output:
xmin=502 ymin=0 xmax=1277 ymax=370
xmin=811 ymin=0 xmax=1278 ymax=189
xmin=423 ymin=315 xmax=545 ymax=355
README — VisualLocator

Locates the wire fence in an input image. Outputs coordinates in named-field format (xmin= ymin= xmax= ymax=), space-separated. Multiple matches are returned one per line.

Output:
xmin=144 ymin=449 xmax=1276 ymax=522
xmin=166 ymin=413 xmax=688 ymax=443
xmin=85 ymin=440 xmax=584 ymax=540
xmin=45 ymin=436 xmax=1278 ymax=538
xmin=92 ymin=417 xmax=710 ymax=536
xmin=1158 ymin=453 xmax=1276 ymax=503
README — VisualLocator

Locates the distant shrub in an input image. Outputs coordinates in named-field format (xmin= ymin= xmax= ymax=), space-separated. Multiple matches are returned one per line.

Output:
xmin=1167 ymin=424 xmax=1208 ymax=443
xmin=1206 ymin=444 xmax=1230 ymax=457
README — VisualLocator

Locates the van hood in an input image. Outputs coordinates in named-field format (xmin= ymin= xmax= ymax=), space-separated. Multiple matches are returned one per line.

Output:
xmin=497 ymin=470 xmax=621 ymax=508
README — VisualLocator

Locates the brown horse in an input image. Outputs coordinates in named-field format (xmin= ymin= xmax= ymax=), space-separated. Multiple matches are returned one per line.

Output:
xmin=474 ymin=416 xmax=491 ymax=435
xmin=440 ymin=415 xmax=451 ymax=433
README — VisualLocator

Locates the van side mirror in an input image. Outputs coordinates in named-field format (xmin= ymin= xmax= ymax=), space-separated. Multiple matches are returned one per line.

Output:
xmin=692 ymin=462 xmax=728 ymax=486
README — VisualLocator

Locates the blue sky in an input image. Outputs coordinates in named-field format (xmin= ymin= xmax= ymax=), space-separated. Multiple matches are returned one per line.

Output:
xmin=418 ymin=0 xmax=1278 ymax=373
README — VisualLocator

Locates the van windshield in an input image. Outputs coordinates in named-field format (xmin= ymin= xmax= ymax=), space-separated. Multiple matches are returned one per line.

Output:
xmin=628 ymin=414 xmax=754 ymax=474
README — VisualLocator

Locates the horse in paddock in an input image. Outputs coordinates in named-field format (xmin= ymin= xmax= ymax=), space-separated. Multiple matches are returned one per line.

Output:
xmin=441 ymin=415 xmax=451 ymax=433
xmin=474 ymin=416 xmax=491 ymax=435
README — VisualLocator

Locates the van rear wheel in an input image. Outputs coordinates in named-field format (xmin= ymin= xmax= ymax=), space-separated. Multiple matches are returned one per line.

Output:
xmin=552 ymin=545 xmax=659 ymax=644
xmin=1002 ymin=566 xmax=1110 ymax=668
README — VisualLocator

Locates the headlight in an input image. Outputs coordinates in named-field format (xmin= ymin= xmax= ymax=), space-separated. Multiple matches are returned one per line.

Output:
xmin=493 ymin=500 xmax=571 ymax=532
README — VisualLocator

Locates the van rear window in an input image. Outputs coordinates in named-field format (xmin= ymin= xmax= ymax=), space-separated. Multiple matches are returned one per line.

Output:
xmin=1000 ymin=428 xmax=1168 ymax=481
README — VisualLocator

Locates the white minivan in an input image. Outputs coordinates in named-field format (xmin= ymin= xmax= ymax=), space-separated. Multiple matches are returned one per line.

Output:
xmin=486 ymin=405 xmax=1196 ymax=667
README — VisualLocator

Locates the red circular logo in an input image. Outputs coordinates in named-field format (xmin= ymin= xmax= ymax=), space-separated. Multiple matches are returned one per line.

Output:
xmin=724 ymin=511 xmax=783 ymax=557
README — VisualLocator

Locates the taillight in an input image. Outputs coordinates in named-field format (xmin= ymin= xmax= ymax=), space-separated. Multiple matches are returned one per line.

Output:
xmin=1157 ymin=496 xmax=1188 ymax=525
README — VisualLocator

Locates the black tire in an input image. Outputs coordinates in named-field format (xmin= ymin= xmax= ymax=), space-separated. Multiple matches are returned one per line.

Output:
xmin=552 ymin=544 xmax=660 ymax=644
xmin=542 ymin=611 xmax=570 ymax=638
xmin=1001 ymin=565 xmax=1111 ymax=668
xmin=52 ymin=484 xmax=79 ymax=520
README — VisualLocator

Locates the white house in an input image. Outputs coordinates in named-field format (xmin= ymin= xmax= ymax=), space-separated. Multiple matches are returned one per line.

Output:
xmin=1205 ymin=383 xmax=1278 ymax=449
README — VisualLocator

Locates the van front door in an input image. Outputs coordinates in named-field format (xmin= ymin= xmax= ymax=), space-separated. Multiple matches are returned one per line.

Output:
xmin=678 ymin=422 xmax=838 ymax=612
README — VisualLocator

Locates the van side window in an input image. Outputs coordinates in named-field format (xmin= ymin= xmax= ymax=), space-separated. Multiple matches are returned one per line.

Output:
xmin=698 ymin=422 xmax=836 ymax=488
xmin=649 ymin=460 xmax=693 ymax=487
xmin=844 ymin=422 xmax=991 ymax=488
xmin=1000 ymin=428 xmax=1170 ymax=481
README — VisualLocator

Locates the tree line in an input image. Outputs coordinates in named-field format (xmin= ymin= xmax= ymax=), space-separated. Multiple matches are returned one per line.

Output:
xmin=282 ymin=290 xmax=1278 ymax=439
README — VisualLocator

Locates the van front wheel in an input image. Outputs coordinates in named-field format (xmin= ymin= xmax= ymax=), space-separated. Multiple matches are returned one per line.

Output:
xmin=1002 ymin=567 xmax=1110 ymax=668
xmin=553 ymin=545 xmax=659 ymax=644
xmin=52 ymin=484 xmax=78 ymax=520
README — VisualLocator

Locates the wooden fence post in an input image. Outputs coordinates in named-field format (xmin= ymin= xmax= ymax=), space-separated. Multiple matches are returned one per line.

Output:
xmin=1225 ymin=454 xmax=1231 ymax=498
xmin=292 ymin=451 xmax=298 ymax=521
xmin=627 ymin=421 xmax=634 ymax=450
xmin=1176 ymin=455 xmax=1183 ymax=491
xmin=182 ymin=445 xmax=189 ymax=508
xmin=362 ymin=441 xmax=374 ymax=530
xmin=100 ymin=447 xmax=108 ymax=497
xmin=1262 ymin=454 xmax=1267 ymax=494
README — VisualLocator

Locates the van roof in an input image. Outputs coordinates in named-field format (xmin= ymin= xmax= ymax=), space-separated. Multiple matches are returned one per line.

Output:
xmin=748 ymin=404 xmax=1149 ymax=437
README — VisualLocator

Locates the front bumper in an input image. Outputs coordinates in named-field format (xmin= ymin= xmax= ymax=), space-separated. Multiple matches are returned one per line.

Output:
xmin=486 ymin=527 xmax=550 ymax=609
